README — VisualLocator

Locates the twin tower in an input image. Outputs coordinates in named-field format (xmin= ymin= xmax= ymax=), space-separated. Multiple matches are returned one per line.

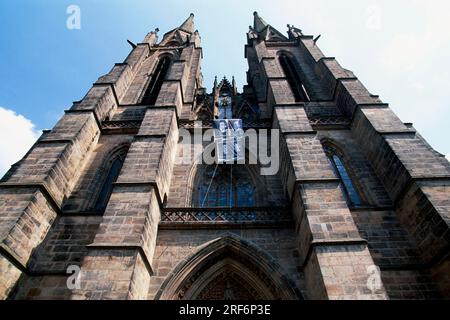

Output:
xmin=1 ymin=12 xmax=449 ymax=300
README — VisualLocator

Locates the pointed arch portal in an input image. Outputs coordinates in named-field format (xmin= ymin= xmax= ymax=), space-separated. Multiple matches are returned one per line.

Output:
xmin=156 ymin=236 xmax=301 ymax=300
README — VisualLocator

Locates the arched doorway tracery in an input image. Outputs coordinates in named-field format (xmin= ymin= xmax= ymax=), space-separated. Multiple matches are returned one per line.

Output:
xmin=156 ymin=236 xmax=301 ymax=300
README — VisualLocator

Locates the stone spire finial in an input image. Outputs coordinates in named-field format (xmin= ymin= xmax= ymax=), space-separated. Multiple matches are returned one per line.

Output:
xmin=251 ymin=12 xmax=287 ymax=41
xmin=253 ymin=11 xmax=268 ymax=32
xmin=179 ymin=13 xmax=195 ymax=34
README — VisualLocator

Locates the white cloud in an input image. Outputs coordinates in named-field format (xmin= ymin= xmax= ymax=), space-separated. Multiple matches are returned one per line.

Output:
xmin=0 ymin=107 xmax=40 ymax=177
xmin=380 ymin=0 xmax=450 ymax=72
xmin=365 ymin=4 xmax=382 ymax=31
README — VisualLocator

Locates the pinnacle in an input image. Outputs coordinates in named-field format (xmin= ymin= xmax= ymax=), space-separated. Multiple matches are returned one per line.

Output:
xmin=251 ymin=12 xmax=288 ymax=41
xmin=179 ymin=13 xmax=195 ymax=33
xmin=253 ymin=11 xmax=268 ymax=32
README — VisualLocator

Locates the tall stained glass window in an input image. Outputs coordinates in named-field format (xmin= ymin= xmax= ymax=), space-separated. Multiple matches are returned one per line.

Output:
xmin=325 ymin=147 xmax=362 ymax=207
xmin=196 ymin=165 xmax=255 ymax=208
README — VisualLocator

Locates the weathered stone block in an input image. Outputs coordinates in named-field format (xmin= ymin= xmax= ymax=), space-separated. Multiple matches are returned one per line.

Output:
xmin=273 ymin=106 xmax=313 ymax=133
xmin=0 ymin=254 xmax=22 ymax=299
xmin=124 ymin=44 xmax=149 ymax=70
xmin=0 ymin=187 xmax=57 ymax=267
xmin=268 ymin=79 xmax=295 ymax=105
xmin=96 ymin=64 xmax=133 ymax=101
xmin=72 ymin=85 xmax=117 ymax=121
xmin=71 ymin=249 xmax=150 ymax=300
xmin=138 ymin=108 xmax=176 ymax=137
xmin=155 ymin=81 xmax=183 ymax=115
xmin=284 ymin=134 xmax=336 ymax=182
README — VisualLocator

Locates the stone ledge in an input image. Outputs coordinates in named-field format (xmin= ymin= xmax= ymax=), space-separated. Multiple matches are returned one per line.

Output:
xmin=136 ymin=42 xmax=152 ymax=51
xmin=0 ymin=182 xmax=61 ymax=214
xmin=85 ymin=244 xmax=154 ymax=276
xmin=298 ymin=238 xmax=368 ymax=270
xmin=64 ymin=109 xmax=101 ymax=131
xmin=0 ymin=186 xmax=59 ymax=269
xmin=394 ymin=176 xmax=450 ymax=208
xmin=40 ymin=112 xmax=100 ymax=143
xmin=357 ymin=103 xmax=389 ymax=108
xmin=36 ymin=139 xmax=73 ymax=145
xmin=91 ymin=82 xmax=120 ymax=109
xmin=0 ymin=244 xmax=27 ymax=273
xmin=158 ymin=220 xmax=294 ymax=230
xmin=273 ymin=103 xmax=307 ymax=108
xmin=133 ymin=134 xmax=167 ymax=139
xmin=380 ymin=131 xmax=417 ymax=136
xmin=0 ymin=245 xmax=81 ymax=277
xmin=282 ymin=130 xmax=318 ymax=135
xmin=295 ymin=178 xmax=341 ymax=185
xmin=112 ymin=181 xmax=163 ymax=207
xmin=265 ymin=41 xmax=298 ymax=47
xmin=338 ymin=77 xmax=359 ymax=82
xmin=318 ymin=56 xmax=336 ymax=62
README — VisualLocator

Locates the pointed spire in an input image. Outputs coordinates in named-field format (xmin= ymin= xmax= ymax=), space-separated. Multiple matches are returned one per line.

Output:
xmin=251 ymin=12 xmax=288 ymax=41
xmin=179 ymin=13 xmax=195 ymax=34
xmin=159 ymin=14 xmax=195 ymax=46
xmin=253 ymin=11 xmax=268 ymax=32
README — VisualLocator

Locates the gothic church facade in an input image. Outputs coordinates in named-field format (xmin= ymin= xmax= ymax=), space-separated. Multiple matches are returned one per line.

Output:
xmin=1 ymin=13 xmax=449 ymax=300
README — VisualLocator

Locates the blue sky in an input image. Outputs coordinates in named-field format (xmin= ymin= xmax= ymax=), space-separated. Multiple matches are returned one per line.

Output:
xmin=1 ymin=0 xmax=450 ymax=175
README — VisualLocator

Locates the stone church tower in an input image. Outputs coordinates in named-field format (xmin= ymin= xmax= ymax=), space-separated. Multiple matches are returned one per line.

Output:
xmin=1 ymin=12 xmax=449 ymax=300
